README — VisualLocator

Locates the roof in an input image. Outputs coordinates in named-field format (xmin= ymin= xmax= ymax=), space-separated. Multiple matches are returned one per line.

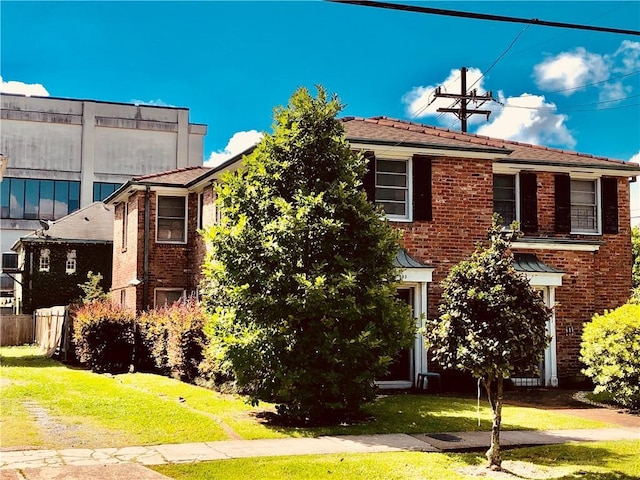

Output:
xmin=394 ymin=249 xmax=432 ymax=269
xmin=342 ymin=117 xmax=640 ymax=172
xmin=513 ymin=253 xmax=564 ymax=274
xmin=132 ymin=166 xmax=212 ymax=185
xmin=13 ymin=202 xmax=114 ymax=250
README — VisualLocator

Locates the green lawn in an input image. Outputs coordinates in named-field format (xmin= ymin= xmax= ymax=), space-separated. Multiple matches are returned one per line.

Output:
xmin=0 ymin=346 xmax=612 ymax=450
xmin=154 ymin=440 xmax=640 ymax=480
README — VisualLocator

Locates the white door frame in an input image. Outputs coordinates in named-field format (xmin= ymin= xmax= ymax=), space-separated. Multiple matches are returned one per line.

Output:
xmin=375 ymin=267 xmax=434 ymax=389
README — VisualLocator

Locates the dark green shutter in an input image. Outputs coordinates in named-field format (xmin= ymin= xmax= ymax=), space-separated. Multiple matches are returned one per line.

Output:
xmin=519 ymin=172 xmax=538 ymax=233
xmin=601 ymin=177 xmax=619 ymax=234
xmin=554 ymin=174 xmax=571 ymax=233
xmin=362 ymin=151 xmax=376 ymax=202
xmin=412 ymin=155 xmax=432 ymax=221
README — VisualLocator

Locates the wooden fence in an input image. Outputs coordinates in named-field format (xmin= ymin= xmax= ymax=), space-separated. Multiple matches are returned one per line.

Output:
xmin=0 ymin=314 xmax=34 ymax=346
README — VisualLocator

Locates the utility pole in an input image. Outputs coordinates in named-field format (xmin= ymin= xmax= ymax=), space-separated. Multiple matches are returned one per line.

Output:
xmin=434 ymin=67 xmax=494 ymax=132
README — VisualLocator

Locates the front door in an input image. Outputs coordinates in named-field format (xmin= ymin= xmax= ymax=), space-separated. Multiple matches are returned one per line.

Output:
xmin=379 ymin=288 xmax=413 ymax=382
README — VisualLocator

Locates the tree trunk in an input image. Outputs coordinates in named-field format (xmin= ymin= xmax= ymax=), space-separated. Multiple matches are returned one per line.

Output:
xmin=484 ymin=375 xmax=504 ymax=470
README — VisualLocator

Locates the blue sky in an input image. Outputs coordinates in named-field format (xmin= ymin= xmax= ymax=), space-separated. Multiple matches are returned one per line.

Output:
xmin=2 ymin=1 xmax=639 ymax=173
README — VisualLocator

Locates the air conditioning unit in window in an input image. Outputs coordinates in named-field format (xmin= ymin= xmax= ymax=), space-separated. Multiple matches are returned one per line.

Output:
xmin=1 ymin=252 xmax=19 ymax=273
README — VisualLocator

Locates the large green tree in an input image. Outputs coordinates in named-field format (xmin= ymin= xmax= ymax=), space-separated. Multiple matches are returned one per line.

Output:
xmin=424 ymin=217 xmax=550 ymax=470
xmin=201 ymin=86 xmax=414 ymax=421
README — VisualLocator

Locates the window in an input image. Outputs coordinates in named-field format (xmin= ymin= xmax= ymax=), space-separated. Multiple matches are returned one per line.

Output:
xmin=197 ymin=192 xmax=204 ymax=230
xmin=493 ymin=172 xmax=538 ymax=233
xmin=571 ymin=179 xmax=598 ymax=233
xmin=65 ymin=250 xmax=77 ymax=274
xmin=154 ymin=288 xmax=185 ymax=308
xmin=120 ymin=289 xmax=126 ymax=307
xmin=363 ymin=152 xmax=432 ymax=222
xmin=157 ymin=195 xmax=187 ymax=242
xmin=93 ymin=182 xmax=121 ymax=202
xmin=122 ymin=202 xmax=129 ymax=251
xmin=375 ymin=159 xmax=409 ymax=219
xmin=0 ymin=178 xmax=81 ymax=221
xmin=493 ymin=174 xmax=516 ymax=225
xmin=39 ymin=249 xmax=50 ymax=272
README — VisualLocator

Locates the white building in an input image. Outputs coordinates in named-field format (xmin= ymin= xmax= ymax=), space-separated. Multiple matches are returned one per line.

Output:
xmin=0 ymin=93 xmax=207 ymax=304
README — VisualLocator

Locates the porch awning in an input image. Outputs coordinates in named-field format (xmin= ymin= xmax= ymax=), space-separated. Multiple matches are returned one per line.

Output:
xmin=513 ymin=253 xmax=564 ymax=286
xmin=395 ymin=249 xmax=434 ymax=283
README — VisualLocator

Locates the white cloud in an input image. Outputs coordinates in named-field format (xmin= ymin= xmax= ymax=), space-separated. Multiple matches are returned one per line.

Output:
xmin=402 ymin=67 xmax=489 ymax=123
xmin=130 ymin=99 xmax=174 ymax=107
xmin=614 ymin=40 xmax=640 ymax=74
xmin=631 ymin=152 xmax=640 ymax=227
xmin=0 ymin=76 xmax=49 ymax=96
xmin=533 ymin=41 xmax=640 ymax=100
xmin=206 ymin=130 xmax=263 ymax=167
xmin=476 ymin=93 xmax=575 ymax=149
xmin=534 ymin=47 xmax=609 ymax=94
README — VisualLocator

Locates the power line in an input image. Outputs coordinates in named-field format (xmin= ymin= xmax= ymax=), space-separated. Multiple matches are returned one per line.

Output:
xmin=495 ymin=93 xmax=640 ymax=111
xmin=328 ymin=0 xmax=640 ymax=36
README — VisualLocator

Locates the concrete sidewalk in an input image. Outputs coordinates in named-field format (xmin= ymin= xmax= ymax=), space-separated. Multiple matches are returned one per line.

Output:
xmin=1 ymin=427 xmax=638 ymax=479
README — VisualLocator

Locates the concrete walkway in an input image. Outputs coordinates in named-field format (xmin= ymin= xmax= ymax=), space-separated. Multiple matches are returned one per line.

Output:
xmin=1 ymin=427 xmax=638 ymax=479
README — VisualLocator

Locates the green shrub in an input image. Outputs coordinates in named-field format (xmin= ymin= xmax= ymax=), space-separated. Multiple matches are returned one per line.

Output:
xmin=137 ymin=298 xmax=207 ymax=382
xmin=580 ymin=303 xmax=640 ymax=410
xmin=72 ymin=300 xmax=135 ymax=373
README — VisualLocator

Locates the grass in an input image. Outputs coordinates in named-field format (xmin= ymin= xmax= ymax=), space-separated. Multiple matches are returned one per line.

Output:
xmin=0 ymin=346 xmax=613 ymax=450
xmin=153 ymin=440 xmax=640 ymax=480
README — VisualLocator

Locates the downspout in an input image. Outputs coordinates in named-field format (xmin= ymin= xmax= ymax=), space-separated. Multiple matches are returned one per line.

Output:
xmin=143 ymin=186 xmax=150 ymax=310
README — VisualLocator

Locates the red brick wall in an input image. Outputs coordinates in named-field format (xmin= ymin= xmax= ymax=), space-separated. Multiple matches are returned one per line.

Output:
xmin=395 ymin=161 xmax=633 ymax=384
xmin=112 ymin=194 xmax=141 ymax=313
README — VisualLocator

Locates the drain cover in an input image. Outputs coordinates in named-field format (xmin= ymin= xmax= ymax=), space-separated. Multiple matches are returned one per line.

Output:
xmin=425 ymin=433 xmax=462 ymax=442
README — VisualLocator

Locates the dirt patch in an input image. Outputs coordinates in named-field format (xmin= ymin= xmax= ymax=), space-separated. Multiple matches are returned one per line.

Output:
xmin=23 ymin=401 xmax=86 ymax=448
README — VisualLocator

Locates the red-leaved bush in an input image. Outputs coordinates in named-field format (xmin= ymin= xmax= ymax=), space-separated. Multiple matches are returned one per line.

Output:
xmin=137 ymin=297 xmax=207 ymax=382
xmin=72 ymin=300 xmax=135 ymax=373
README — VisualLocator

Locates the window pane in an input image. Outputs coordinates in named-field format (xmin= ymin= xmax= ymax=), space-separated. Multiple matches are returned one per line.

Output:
xmin=158 ymin=196 xmax=185 ymax=218
xmin=25 ymin=180 xmax=40 ymax=220
xmin=379 ymin=202 xmax=406 ymax=216
xmin=68 ymin=182 xmax=80 ymax=213
xmin=493 ymin=174 xmax=516 ymax=226
xmin=376 ymin=187 xmax=406 ymax=202
xmin=155 ymin=290 xmax=183 ymax=307
xmin=377 ymin=173 xmax=406 ymax=187
xmin=93 ymin=183 xmax=101 ymax=202
xmin=377 ymin=160 xmax=406 ymax=174
xmin=158 ymin=218 xmax=185 ymax=242
xmin=1 ymin=180 xmax=9 ymax=219
xmin=54 ymin=181 xmax=69 ymax=219
xmin=9 ymin=179 xmax=25 ymax=219
xmin=40 ymin=181 xmax=54 ymax=220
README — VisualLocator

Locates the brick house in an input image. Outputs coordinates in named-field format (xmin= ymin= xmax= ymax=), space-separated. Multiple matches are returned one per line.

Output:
xmin=106 ymin=117 xmax=640 ymax=388
xmin=11 ymin=202 xmax=113 ymax=313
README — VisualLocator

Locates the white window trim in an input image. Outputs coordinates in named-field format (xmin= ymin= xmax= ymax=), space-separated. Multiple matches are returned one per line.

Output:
xmin=39 ymin=249 xmax=50 ymax=273
xmin=65 ymin=250 xmax=77 ymax=275
xmin=376 ymin=156 xmax=413 ymax=223
xmin=155 ymin=194 xmax=188 ymax=244
xmin=153 ymin=288 xmax=186 ymax=308
xmin=570 ymin=176 xmax=601 ymax=235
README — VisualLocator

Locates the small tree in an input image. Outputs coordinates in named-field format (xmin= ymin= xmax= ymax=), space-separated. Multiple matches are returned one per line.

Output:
xmin=78 ymin=271 xmax=108 ymax=304
xmin=201 ymin=86 xmax=414 ymax=421
xmin=424 ymin=216 xmax=550 ymax=470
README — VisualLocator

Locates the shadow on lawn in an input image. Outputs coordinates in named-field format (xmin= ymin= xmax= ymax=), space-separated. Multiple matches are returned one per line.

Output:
xmin=0 ymin=353 xmax=59 ymax=368
xmin=505 ymin=443 xmax=637 ymax=469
